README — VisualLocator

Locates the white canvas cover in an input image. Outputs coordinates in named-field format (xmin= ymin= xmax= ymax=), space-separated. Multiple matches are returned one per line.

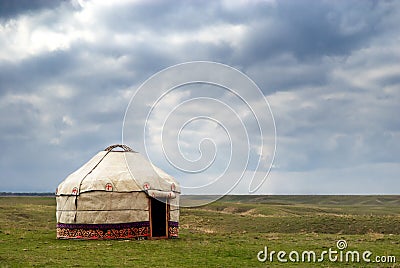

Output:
xmin=56 ymin=192 xmax=150 ymax=224
xmin=56 ymin=145 xmax=180 ymax=196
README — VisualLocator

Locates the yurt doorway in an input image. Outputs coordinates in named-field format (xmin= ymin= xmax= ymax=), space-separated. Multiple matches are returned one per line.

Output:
xmin=150 ymin=197 xmax=168 ymax=238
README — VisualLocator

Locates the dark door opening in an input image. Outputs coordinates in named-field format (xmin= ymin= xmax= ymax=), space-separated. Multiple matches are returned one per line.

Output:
xmin=150 ymin=198 xmax=167 ymax=238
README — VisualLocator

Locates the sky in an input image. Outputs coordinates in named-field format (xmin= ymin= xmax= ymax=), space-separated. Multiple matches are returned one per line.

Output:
xmin=0 ymin=0 xmax=399 ymax=194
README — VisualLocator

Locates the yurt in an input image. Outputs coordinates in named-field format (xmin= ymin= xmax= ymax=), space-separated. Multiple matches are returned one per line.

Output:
xmin=56 ymin=144 xmax=180 ymax=239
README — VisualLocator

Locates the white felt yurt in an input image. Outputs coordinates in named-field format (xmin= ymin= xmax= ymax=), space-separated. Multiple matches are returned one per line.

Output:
xmin=56 ymin=144 xmax=180 ymax=239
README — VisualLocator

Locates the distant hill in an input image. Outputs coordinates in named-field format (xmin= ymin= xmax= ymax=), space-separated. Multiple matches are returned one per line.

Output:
xmin=2 ymin=193 xmax=399 ymax=206
xmin=0 ymin=192 xmax=54 ymax=197
xmin=181 ymin=195 xmax=400 ymax=206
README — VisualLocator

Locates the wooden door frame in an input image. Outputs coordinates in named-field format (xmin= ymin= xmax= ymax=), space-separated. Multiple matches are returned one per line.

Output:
xmin=149 ymin=197 xmax=170 ymax=239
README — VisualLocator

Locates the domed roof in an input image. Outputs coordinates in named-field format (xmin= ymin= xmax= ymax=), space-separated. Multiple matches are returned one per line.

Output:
xmin=56 ymin=144 xmax=180 ymax=197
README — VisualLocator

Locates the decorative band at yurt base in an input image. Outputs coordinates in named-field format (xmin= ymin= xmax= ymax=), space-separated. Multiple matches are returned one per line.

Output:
xmin=56 ymin=222 xmax=150 ymax=240
xmin=57 ymin=221 xmax=179 ymax=239
xmin=168 ymin=221 xmax=179 ymax=238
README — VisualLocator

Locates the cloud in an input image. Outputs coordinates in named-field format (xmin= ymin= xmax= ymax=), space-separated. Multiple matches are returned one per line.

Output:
xmin=235 ymin=0 xmax=391 ymax=64
xmin=0 ymin=0 xmax=68 ymax=21
xmin=0 ymin=0 xmax=399 ymax=194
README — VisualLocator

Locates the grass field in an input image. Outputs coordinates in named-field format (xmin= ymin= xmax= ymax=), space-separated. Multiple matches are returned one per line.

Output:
xmin=0 ymin=195 xmax=399 ymax=267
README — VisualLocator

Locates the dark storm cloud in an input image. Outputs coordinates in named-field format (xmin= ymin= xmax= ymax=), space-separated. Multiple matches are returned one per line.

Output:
xmin=238 ymin=0 xmax=388 ymax=64
xmin=0 ymin=50 xmax=77 ymax=96
xmin=0 ymin=0 xmax=67 ymax=20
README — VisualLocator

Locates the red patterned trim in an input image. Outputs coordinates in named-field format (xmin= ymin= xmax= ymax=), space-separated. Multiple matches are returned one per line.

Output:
xmin=168 ymin=221 xmax=179 ymax=238
xmin=57 ymin=221 xmax=150 ymax=240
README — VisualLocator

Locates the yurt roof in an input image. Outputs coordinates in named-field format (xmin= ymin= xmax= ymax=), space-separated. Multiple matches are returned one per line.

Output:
xmin=56 ymin=144 xmax=180 ymax=196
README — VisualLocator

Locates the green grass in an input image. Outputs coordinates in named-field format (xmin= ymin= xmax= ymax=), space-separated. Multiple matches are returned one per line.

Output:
xmin=0 ymin=196 xmax=399 ymax=267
